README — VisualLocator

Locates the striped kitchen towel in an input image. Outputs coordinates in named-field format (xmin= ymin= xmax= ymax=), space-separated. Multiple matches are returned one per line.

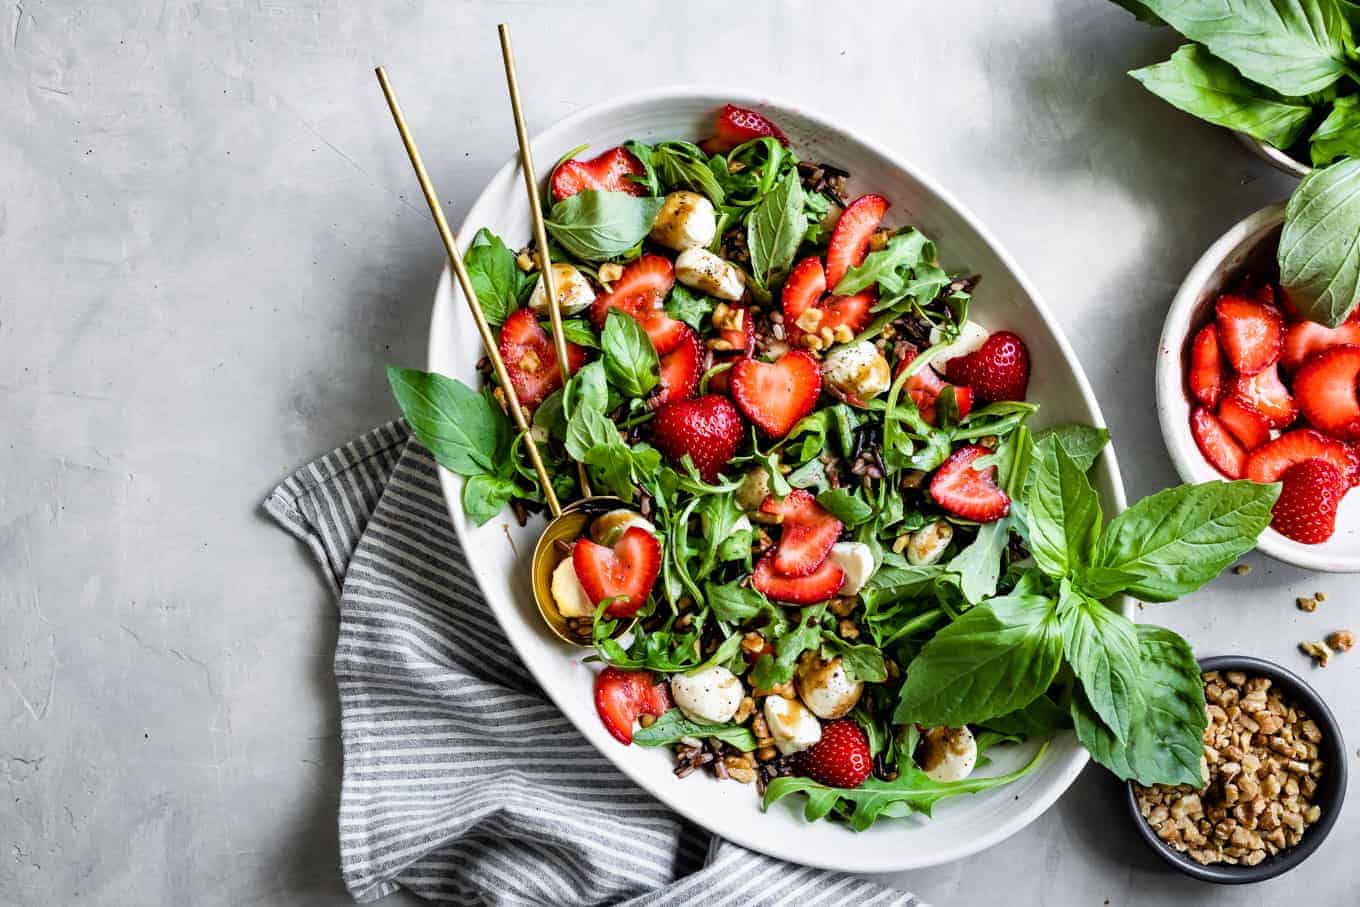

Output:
xmin=265 ymin=420 xmax=925 ymax=906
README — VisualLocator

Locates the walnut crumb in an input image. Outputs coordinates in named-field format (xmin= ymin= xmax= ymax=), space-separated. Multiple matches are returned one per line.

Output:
xmin=1233 ymin=564 xmax=1252 ymax=576
xmin=1326 ymin=629 xmax=1354 ymax=653
xmin=1300 ymin=640 xmax=1333 ymax=668
xmin=1298 ymin=597 xmax=1318 ymax=613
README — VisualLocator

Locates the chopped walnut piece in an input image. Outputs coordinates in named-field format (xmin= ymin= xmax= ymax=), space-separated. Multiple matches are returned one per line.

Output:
xmin=1297 ymin=596 xmax=1318 ymax=613
xmin=1300 ymin=640 xmax=1333 ymax=667
xmin=1326 ymin=629 xmax=1354 ymax=653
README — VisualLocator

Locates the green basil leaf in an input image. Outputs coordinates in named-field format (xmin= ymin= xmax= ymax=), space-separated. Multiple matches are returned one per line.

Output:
xmin=981 ymin=693 xmax=1071 ymax=738
xmin=815 ymin=488 xmax=874 ymax=527
xmin=461 ymin=473 xmax=517 ymax=526
xmin=556 ymin=318 xmax=599 ymax=350
xmin=1139 ymin=0 xmax=1352 ymax=97
xmin=1072 ymin=564 xmax=1150 ymax=599
xmin=1025 ymin=436 xmax=1102 ymax=579
xmin=545 ymin=190 xmax=665 ymax=262
xmin=1110 ymin=0 xmax=1165 ymax=23
xmin=601 ymin=309 xmax=660 ymax=396
xmin=386 ymin=366 xmax=503 ymax=476
xmin=747 ymin=169 xmax=806 ymax=288
xmin=565 ymin=407 xmax=621 ymax=462
xmin=1130 ymin=44 xmax=1314 ymax=150
xmin=893 ymin=589 xmax=1063 ymax=727
xmin=823 ymin=636 xmax=888 ymax=683
xmin=665 ymin=284 xmax=714 ymax=330
xmin=563 ymin=360 xmax=609 ymax=418
xmin=464 ymin=228 xmax=528 ymax=326
xmin=832 ymin=228 xmax=934 ymax=296
xmin=1310 ymin=96 xmax=1360 ymax=166
xmin=1059 ymin=580 xmax=1143 ymax=743
xmin=860 ymin=564 xmax=948 ymax=611
xmin=1092 ymin=480 xmax=1280 ymax=601
xmin=1280 ymin=157 xmax=1360 ymax=326
xmin=947 ymin=515 xmax=1013 ymax=605
xmin=1074 ymin=624 xmax=1208 ymax=788
xmin=633 ymin=708 xmax=757 ymax=751
xmin=1033 ymin=423 xmax=1109 ymax=473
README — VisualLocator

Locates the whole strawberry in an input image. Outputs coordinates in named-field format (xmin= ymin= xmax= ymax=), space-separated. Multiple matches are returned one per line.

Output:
xmin=1271 ymin=458 xmax=1348 ymax=544
xmin=651 ymin=394 xmax=744 ymax=482
xmin=793 ymin=719 xmax=873 ymax=788
xmin=946 ymin=330 xmax=1030 ymax=403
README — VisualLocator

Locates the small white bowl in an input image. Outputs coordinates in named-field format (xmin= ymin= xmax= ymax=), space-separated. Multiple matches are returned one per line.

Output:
xmin=1156 ymin=202 xmax=1360 ymax=571
xmin=1233 ymin=131 xmax=1311 ymax=179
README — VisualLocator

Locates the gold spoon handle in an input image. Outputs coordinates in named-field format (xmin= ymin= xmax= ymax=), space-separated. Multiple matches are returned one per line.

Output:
xmin=375 ymin=66 xmax=562 ymax=519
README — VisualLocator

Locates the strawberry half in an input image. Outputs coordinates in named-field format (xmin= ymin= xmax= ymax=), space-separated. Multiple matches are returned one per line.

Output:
xmin=899 ymin=359 xmax=974 ymax=426
xmin=1216 ymin=397 xmax=1271 ymax=451
xmin=760 ymin=489 xmax=844 ymax=578
xmin=1293 ymin=345 xmax=1360 ymax=441
xmin=1280 ymin=316 xmax=1360 ymax=373
xmin=1215 ymin=294 xmax=1283 ymax=376
xmin=729 ymin=350 xmax=823 ymax=438
xmin=1271 ymin=458 xmax=1348 ymax=544
xmin=929 ymin=444 xmax=1010 ymax=522
xmin=699 ymin=104 xmax=789 ymax=155
xmin=651 ymin=394 xmax=745 ymax=482
xmin=1189 ymin=323 xmax=1226 ymax=407
xmin=572 ymin=526 xmax=662 ymax=618
xmin=1244 ymin=428 xmax=1360 ymax=485
xmin=751 ymin=553 xmax=845 ymax=605
xmin=550 ymin=147 xmax=647 ymax=202
xmin=651 ymin=325 xmax=703 ymax=407
xmin=498 ymin=308 xmax=588 ymax=407
xmin=945 ymin=331 xmax=1031 ymax=403
xmin=590 ymin=254 xmax=688 ymax=354
xmin=792 ymin=719 xmax=873 ymax=788
xmin=825 ymin=195 xmax=889 ymax=290
xmin=1191 ymin=406 xmax=1247 ymax=479
xmin=1228 ymin=364 xmax=1296 ymax=428
xmin=594 ymin=667 xmax=672 ymax=745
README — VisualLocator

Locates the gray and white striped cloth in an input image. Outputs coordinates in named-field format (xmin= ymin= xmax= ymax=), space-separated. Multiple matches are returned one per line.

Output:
xmin=265 ymin=421 xmax=925 ymax=906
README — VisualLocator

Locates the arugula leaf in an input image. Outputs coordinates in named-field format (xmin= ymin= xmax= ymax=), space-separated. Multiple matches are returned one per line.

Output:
xmin=1034 ymin=423 xmax=1109 ymax=473
xmin=815 ymin=488 xmax=874 ymax=527
xmin=1130 ymin=45 xmax=1315 ymax=151
xmin=545 ymin=190 xmax=665 ymax=261
xmin=461 ymin=473 xmax=517 ymax=526
xmin=1280 ymin=157 xmax=1360 ymax=326
xmin=633 ymin=708 xmax=757 ymax=751
xmin=601 ymin=309 xmax=660 ymax=396
xmin=1059 ymin=580 xmax=1143 ymax=743
xmin=947 ymin=515 xmax=1013 ymax=605
xmin=893 ymin=587 xmax=1063 ymax=727
xmin=750 ymin=606 xmax=824 ymax=690
xmin=747 ymin=169 xmax=806 ymax=288
xmin=708 ymin=581 xmax=777 ymax=623
xmin=464 ymin=228 xmax=529 ymax=325
xmin=665 ymin=284 xmax=714 ymax=330
xmin=1073 ymin=625 xmax=1208 ymax=787
xmin=621 ymin=140 xmax=661 ymax=196
xmin=651 ymin=141 xmax=726 ymax=204
xmin=386 ymin=366 xmax=504 ymax=476
xmin=822 ymin=636 xmax=888 ymax=683
xmin=832 ymin=228 xmax=934 ymax=296
xmin=1092 ymin=480 xmax=1279 ymax=601
xmin=1026 ymin=436 xmax=1102 ymax=579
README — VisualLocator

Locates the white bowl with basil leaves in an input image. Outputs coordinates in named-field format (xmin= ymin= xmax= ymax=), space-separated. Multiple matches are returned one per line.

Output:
xmin=419 ymin=90 xmax=1274 ymax=872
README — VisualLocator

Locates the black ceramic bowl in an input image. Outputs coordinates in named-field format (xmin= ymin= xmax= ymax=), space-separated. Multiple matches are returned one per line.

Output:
xmin=1124 ymin=655 xmax=1347 ymax=884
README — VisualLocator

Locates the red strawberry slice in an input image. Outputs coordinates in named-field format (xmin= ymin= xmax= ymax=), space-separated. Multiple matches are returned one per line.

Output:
xmin=792 ymin=719 xmax=873 ymax=788
xmin=781 ymin=256 xmax=826 ymax=325
xmin=1271 ymin=458 xmax=1348 ymax=544
xmin=1216 ymin=397 xmax=1271 ymax=451
xmin=945 ymin=331 xmax=1031 ymax=403
xmin=593 ymin=667 xmax=672 ymax=745
xmin=717 ymin=304 xmax=756 ymax=355
xmin=498 ymin=308 xmax=588 ymax=407
xmin=898 ymin=359 xmax=974 ymax=426
xmin=699 ymin=104 xmax=789 ymax=155
xmin=1244 ymin=428 xmax=1360 ymax=485
xmin=1189 ymin=323 xmax=1226 ymax=407
xmin=573 ymin=527 xmax=662 ymax=618
xmin=651 ymin=326 xmax=702 ymax=406
xmin=651 ymin=394 xmax=745 ymax=482
xmin=782 ymin=257 xmax=872 ymax=344
xmin=826 ymin=195 xmax=889 ymax=290
xmin=729 ymin=351 xmax=822 ymax=438
xmin=760 ymin=489 xmax=844 ymax=577
xmin=590 ymin=255 xmax=688 ymax=354
xmin=1228 ymin=364 xmax=1296 ymax=428
xmin=1280 ymin=316 xmax=1360 ymax=373
xmin=550 ymin=146 xmax=647 ymax=202
xmin=1191 ymin=406 xmax=1247 ymax=479
xmin=1293 ymin=345 xmax=1360 ymax=441
xmin=929 ymin=444 xmax=1010 ymax=522
xmin=1215 ymin=294 xmax=1283 ymax=375
xmin=751 ymin=553 xmax=845 ymax=604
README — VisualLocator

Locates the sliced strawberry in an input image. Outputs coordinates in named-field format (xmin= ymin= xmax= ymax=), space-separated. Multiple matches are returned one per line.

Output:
xmin=1271 ymin=458 xmax=1348 ymax=544
xmin=590 ymin=254 xmax=688 ymax=354
xmin=792 ymin=719 xmax=873 ymax=788
xmin=651 ymin=394 xmax=745 ymax=482
xmin=1216 ymin=397 xmax=1271 ymax=451
xmin=699 ymin=104 xmax=789 ymax=155
xmin=651 ymin=326 xmax=703 ymax=406
xmin=760 ymin=489 xmax=843 ymax=578
xmin=751 ymin=552 xmax=845 ymax=604
xmin=1189 ymin=323 xmax=1226 ymax=407
xmin=945 ymin=331 xmax=1031 ymax=403
xmin=929 ymin=444 xmax=1010 ymax=522
xmin=717 ymin=304 xmax=756 ymax=355
xmin=1244 ymin=428 xmax=1360 ymax=485
xmin=729 ymin=351 xmax=822 ymax=438
xmin=825 ymin=195 xmax=889 ymax=290
xmin=1293 ymin=345 xmax=1360 ymax=441
xmin=781 ymin=257 xmax=871 ymax=344
xmin=899 ymin=360 xmax=974 ymax=426
xmin=550 ymin=147 xmax=647 ymax=202
xmin=572 ymin=526 xmax=662 ymax=618
xmin=593 ymin=667 xmax=672 ymax=745
xmin=1228 ymin=364 xmax=1296 ymax=428
xmin=1215 ymin=294 xmax=1283 ymax=376
xmin=781 ymin=256 xmax=827 ymax=327
xmin=1280 ymin=317 xmax=1360 ymax=373
xmin=498 ymin=308 xmax=588 ymax=407
xmin=1191 ymin=406 xmax=1247 ymax=479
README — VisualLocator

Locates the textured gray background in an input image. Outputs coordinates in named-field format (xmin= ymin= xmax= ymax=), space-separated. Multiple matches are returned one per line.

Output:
xmin=2 ymin=1 xmax=1356 ymax=904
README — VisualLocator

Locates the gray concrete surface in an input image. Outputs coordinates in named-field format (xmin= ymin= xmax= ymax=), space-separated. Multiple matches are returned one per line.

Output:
xmin=2 ymin=1 xmax=1356 ymax=904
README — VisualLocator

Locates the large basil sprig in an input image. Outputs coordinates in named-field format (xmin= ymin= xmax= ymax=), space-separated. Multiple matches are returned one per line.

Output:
xmin=544 ymin=190 xmax=664 ymax=262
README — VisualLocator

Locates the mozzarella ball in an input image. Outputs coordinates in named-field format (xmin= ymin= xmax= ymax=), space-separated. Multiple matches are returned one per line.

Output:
xmin=674 ymin=247 xmax=745 ymax=301
xmin=763 ymin=695 xmax=822 ymax=756
xmin=795 ymin=654 xmax=863 ymax=720
xmin=828 ymin=541 xmax=875 ymax=596
xmin=649 ymin=191 xmax=717 ymax=251
xmin=916 ymin=726 xmax=977 ymax=782
xmin=926 ymin=321 xmax=989 ymax=370
xmin=670 ymin=664 xmax=744 ymax=724
xmin=735 ymin=467 xmax=773 ymax=511
xmin=550 ymin=556 xmax=594 ymax=618
xmin=589 ymin=509 xmax=656 ymax=547
xmin=528 ymin=263 xmax=596 ymax=316
xmin=906 ymin=520 xmax=954 ymax=566
xmin=821 ymin=341 xmax=891 ymax=400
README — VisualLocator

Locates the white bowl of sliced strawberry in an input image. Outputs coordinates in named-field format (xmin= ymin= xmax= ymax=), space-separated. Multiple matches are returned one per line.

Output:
xmin=1159 ymin=202 xmax=1360 ymax=570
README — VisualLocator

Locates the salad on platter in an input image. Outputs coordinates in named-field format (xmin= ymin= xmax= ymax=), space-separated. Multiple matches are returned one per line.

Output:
xmin=390 ymin=103 xmax=1280 ymax=829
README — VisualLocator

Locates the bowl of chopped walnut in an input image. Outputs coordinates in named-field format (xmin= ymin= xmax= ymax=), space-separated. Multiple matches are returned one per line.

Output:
xmin=1125 ymin=655 xmax=1347 ymax=884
